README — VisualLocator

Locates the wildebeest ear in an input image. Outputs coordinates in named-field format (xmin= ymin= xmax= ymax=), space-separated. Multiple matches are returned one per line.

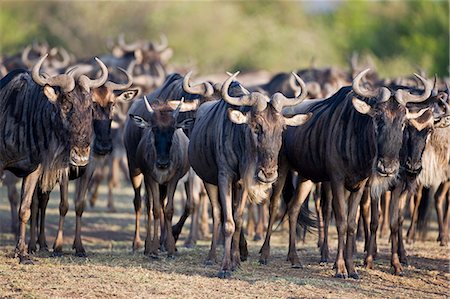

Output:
xmin=406 ymin=107 xmax=429 ymax=120
xmin=284 ymin=113 xmax=312 ymax=126
xmin=408 ymin=109 xmax=433 ymax=131
xmin=116 ymin=89 xmax=138 ymax=102
xmin=352 ymin=97 xmax=373 ymax=115
xmin=129 ymin=114 xmax=150 ymax=128
xmin=176 ymin=118 xmax=195 ymax=129
xmin=43 ymin=85 xmax=58 ymax=103
xmin=227 ymin=108 xmax=249 ymax=125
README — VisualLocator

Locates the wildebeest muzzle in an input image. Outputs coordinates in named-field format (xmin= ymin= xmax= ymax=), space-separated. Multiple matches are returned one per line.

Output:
xmin=257 ymin=168 xmax=278 ymax=184
xmin=375 ymin=159 xmax=399 ymax=177
xmin=70 ymin=147 xmax=90 ymax=167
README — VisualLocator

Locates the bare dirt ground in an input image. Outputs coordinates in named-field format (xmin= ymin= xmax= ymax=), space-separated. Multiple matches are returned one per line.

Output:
xmin=0 ymin=182 xmax=449 ymax=298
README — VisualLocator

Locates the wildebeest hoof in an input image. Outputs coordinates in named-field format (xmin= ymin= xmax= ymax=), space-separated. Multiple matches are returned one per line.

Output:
xmin=167 ymin=254 xmax=176 ymax=260
xmin=390 ymin=267 xmax=404 ymax=276
xmin=258 ymin=258 xmax=268 ymax=265
xmin=19 ymin=255 xmax=34 ymax=265
xmin=204 ymin=259 xmax=214 ymax=266
xmin=75 ymin=251 xmax=87 ymax=258
xmin=39 ymin=246 xmax=49 ymax=252
xmin=184 ymin=241 xmax=195 ymax=249
xmin=217 ymin=270 xmax=232 ymax=279
xmin=291 ymin=262 xmax=303 ymax=269
xmin=149 ymin=253 xmax=159 ymax=260
xmin=334 ymin=273 xmax=347 ymax=279
xmin=348 ymin=272 xmax=360 ymax=280
xmin=400 ymin=259 xmax=408 ymax=266
xmin=319 ymin=258 xmax=328 ymax=265
xmin=28 ymin=245 xmax=37 ymax=255
xmin=52 ymin=251 xmax=63 ymax=257
xmin=253 ymin=235 xmax=262 ymax=241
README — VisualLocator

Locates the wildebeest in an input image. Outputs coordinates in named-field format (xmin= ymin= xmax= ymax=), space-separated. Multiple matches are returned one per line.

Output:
xmin=124 ymin=95 xmax=198 ymax=257
xmin=0 ymin=54 xmax=108 ymax=263
xmin=260 ymin=69 xmax=432 ymax=278
xmin=188 ymin=71 xmax=311 ymax=278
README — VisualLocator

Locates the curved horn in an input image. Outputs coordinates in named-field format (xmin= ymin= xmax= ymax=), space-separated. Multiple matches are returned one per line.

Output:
xmin=118 ymin=34 xmax=142 ymax=52
xmin=431 ymin=75 xmax=438 ymax=97
xmin=222 ymin=71 xmax=261 ymax=106
xmin=270 ymin=72 xmax=308 ymax=112
xmin=21 ymin=45 xmax=34 ymax=68
xmin=78 ymin=57 xmax=109 ymax=90
xmin=127 ymin=59 xmax=137 ymax=75
xmin=53 ymin=47 xmax=71 ymax=68
xmin=395 ymin=73 xmax=433 ymax=104
xmin=143 ymin=95 xmax=154 ymax=114
xmin=352 ymin=68 xmax=378 ymax=98
xmin=183 ymin=71 xmax=214 ymax=97
xmin=153 ymin=34 xmax=169 ymax=52
xmin=104 ymin=67 xmax=133 ymax=91
xmin=172 ymin=97 xmax=184 ymax=120
xmin=32 ymin=54 xmax=75 ymax=92
xmin=32 ymin=54 xmax=49 ymax=86
xmin=152 ymin=63 xmax=166 ymax=87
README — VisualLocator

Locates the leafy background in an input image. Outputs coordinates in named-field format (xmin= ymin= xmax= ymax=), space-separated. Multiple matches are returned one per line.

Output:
xmin=0 ymin=1 xmax=448 ymax=77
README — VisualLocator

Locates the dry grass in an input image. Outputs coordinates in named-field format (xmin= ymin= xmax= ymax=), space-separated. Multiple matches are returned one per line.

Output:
xmin=0 ymin=182 xmax=449 ymax=298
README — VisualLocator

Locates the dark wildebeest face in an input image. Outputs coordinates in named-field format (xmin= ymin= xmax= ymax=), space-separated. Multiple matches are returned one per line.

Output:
xmin=352 ymin=69 xmax=433 ymax=177
xmin=223 ymin=72 xmax=311 ymax=185
xmin=32 ymin=54 xmax=109 ymax=167
xmin=91 ymin=69 xmax=137 ymax=155
xmin=130 ymin=96 xmax=197 ymax=170
xmin=401 ymin=109 xmax=434 ymax=175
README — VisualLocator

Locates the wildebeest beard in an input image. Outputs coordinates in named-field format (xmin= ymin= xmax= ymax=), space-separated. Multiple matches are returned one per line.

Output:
xmin=241 ymin=108 xmax=284 ymax=205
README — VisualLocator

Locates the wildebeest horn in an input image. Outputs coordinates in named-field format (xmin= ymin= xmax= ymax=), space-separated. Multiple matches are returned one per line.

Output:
xmin=270 ymin=72 xmax=308 ymax=113
xmin=183 ymin=71 xmax=214 ymax=97
xmin=32 ymin=54 xmax=75 ymax=92
xmin=104 ymin=67 xmax=133 ymax=91
xmin=51 ymin=47 xmax=71 ymax=69
xmin=152 ymin=34 xmax=169 ymax=52
xmin=78 ymin=57 xmax=109 ymax=90
xmin=395 ymin=73 xmax=433 ymax=104
xmin=118 ymin=34 xmax=142 ymax=52
xmin=431 ymin=75 xmax=438 ymax=97
xmin=352 ymin=69 xmax=378 ymax=98
xmin=153 ymin=63 xmax=166 ymax=87
xmin=172 ymin=97 xmax=184 ymax=120
xmin=143 ymin=95 xmax=154 ymax=114
xmin=21 ymin=45 xmax=34 ymax=68
xmin=222 ymin=71 xmax=263 ymax=107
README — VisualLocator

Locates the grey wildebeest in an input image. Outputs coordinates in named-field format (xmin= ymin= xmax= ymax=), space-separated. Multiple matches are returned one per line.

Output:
xmin=0 ymin=54 xmax=108 ymax=263
xmin=188 ymin=71 xmax=311 ymax=278
xmin=259 ymin=69 xmax=432 ymax=279
xmin=125 ymin=96 xmax=197 ymax=258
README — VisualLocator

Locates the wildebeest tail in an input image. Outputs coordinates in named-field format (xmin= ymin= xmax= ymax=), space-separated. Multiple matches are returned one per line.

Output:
xmin=296 ymin=197 xmax=318 ymax=236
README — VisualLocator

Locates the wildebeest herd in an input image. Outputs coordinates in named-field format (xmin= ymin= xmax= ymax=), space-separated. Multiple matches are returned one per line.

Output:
xmin=0 ymin=36 xmax=449 ymax=280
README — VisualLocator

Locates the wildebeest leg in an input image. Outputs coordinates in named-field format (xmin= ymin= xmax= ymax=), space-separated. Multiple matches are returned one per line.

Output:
xmin=406 ymin=189 xmax=423 ymax=244
xmin=320 ymin=182 xmax=332 ymax=263
xmin=173 ymin=171 xmax=194 ymax=244
xmin=107 ymin=157 xmax=119 ymax=212
xmin=359 ymin=185 xmax=370 ymax=252
xmin=398 ymin=192 xmax=408 ymax=265
xmin=259 ymin=160 xmax=289 ymax=265
xmin=204 ymin=183 xmax=219 ymax=265
xmin=217 ymin=174 xmax=234 ymax=279
xmin=164 ymin=181 xmax=177 ymax=258
xmin=389 ymin=185 xmax=403 ymax=275
xmin=53 ymin=172 xmax=69 ymax=255
xmin=331 ymin=180 xmax=348 ymax=278
xmin=255 ymin=203 xmax=266 ymax=241
xmin=37 ymin=191 xmax=50 ymax=251
xmin=435 ymin=181 xmax=449 ymax=245
xmin=143 ymin=180 xmax=152 ymax=256
xmin=88 ymin=167 xmax=104 ymax=208
xmin=441 ymin=183 xmax=450 ymax=246
xmin=185 ymin=179 xmax=200 ymax=248
xmin=365 ymin=191 xmax=380 ymax=270
xmin=28 ymin=189 xmax=39 ymax=254
xmin=246 ymin=203 xmax=256 ymax=239
xmin=345 ymin=185 xmax=366 ymax=279
xmin=16 ymin=165 xmax=42 ymax=264
xmin=231 ymin=188 xmax=248 ymax=269
xmin=199 ymin=189 xmax=210 ymax=239
xmin=130 ymin=173 xmax=143 ymax=251
xmin=287 ymin=179 xmax=314 ymax=268
xmin=379 ymin=191 xmax=391 ymax=239
xmin=148 ymin=180 xmax=161 ymax=258
xmin=7 ymin=177 xmax=19 ymax=236
xmin=315 ymin=183 xmax=324 ymax=249
xmin=72 ymin=161 xmax=97 ymax=257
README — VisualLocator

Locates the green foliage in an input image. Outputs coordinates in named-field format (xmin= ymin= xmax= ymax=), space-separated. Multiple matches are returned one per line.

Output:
xmin=0 ymin=1 xmax=448 ymax=76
